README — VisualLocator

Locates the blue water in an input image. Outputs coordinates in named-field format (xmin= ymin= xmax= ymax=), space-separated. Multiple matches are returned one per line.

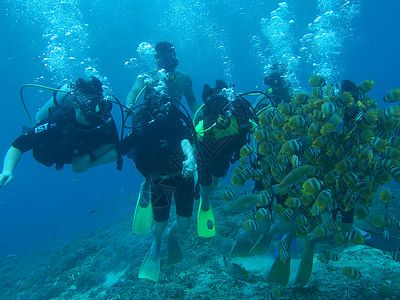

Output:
xmin=0 ymin=0 xmax=399 ymax=258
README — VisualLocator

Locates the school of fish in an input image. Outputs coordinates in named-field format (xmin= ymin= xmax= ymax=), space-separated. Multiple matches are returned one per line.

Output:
xmin=225 ymin=75 xmax=400 ymax=285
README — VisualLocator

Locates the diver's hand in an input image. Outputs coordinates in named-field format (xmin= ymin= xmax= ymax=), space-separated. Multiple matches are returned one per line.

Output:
xmin=72 ymin=155 xmax=91 ymax=173
xmin=182 ymin=156 xmax=196 ymax=178
xmin=0 ymin=173 xmax=13 ymax=188
xmin=125 ymin=104 xmax=134 ymax=116
xmin=139 ymin=180 xmax=151 ymax=207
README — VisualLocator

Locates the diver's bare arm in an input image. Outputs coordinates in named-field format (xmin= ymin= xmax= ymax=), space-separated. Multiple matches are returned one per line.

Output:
xmin=87 ymin=144 xmax=118 ymax=168
xmin=181 ymin=139 xmax=196 ymax=178
xmin=184 ymin=78 xmax=199 ymax=114
xmin=88 ymin=149 xmax=118 ymax=169
xmin=72 ymin=144 xmax=118 ymax=173
xmin=35 ymin=84 xmax=71 ymax=122
xmin=35 ymin=98 xmax=56 ymax=122
xmin=126 ymin=76 xmax=146 ymax=110
xmin=0 ymin=146 xmax=23 ymax=186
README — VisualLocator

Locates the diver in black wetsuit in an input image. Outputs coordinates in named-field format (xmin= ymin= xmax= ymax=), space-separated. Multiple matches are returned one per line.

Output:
xmin=118 ymin=91 xmax=196 ymax=277
xmin=0 ymin=76 xmax=119 ymax=188
xmin=196 ymin=80 xmax=256 ymax=202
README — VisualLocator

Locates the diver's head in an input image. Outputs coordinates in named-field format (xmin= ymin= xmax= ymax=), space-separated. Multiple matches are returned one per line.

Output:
xmin=71 ymin=76 xmax=112 ymax=125
xmin=74 ymin=76 xmax=103 ymax=96
xmin=263 ymin=63 xmax=288 ymax=88
xmin=202 ymin=79 xmax=228 ymax=102
xmin=155 ymin=41 xmax=179 ymax=73
xmin=202 ymin=80 xmax=232 ymax=128
xmin=264 ymin=72 xmax=284 ymax=88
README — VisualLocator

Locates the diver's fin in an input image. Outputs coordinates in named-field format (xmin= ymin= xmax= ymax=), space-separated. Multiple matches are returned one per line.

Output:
xmin=294 ymin=235 xmax=330 ymax=286
xmin=266 ymin=254 xmax=291 ymax=286
xmin=166 ymin=237 xmax=183 ymax=267
xmin=138 ymin=249 xmax=160 ymax=282
xmin=360 ymin=228 xmax=400 ymax=252
xmin=293 ymin=235 xmax=316 ymax=286
xmin=228 ymin=232 xmax=252 ymax=258
xmin=266 ymin=234 xmax=295 ymax=286
xmin=132 ymin=181 xmax=152 ymax=235
xmin=197 ymin=197 xmax=216 ymax=238
xmin=249 ymin=234 xmax=272 ymax=255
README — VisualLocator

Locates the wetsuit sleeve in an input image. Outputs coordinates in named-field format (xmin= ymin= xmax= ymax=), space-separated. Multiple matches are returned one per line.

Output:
xmin=116 ymin=132 xmax=138 ymax=156
xmin=99 ymin=118 xmax=119 ymax=144
xmin=12 ymin=121 xmax=58 ymax=153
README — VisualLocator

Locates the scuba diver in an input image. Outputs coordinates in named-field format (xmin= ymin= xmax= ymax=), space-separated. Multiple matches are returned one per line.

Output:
xmin=117 ymin=90 xmax=197 ymax=282
xmin=126 ymin=41 xmax=199 ymax=114
xmin=0 ymin=76 xmax=119 ymax=188
xmin=195 ymin=80 xmax=257 ymax=237
xmin=254 ymin=63 xmax=291 ymax=110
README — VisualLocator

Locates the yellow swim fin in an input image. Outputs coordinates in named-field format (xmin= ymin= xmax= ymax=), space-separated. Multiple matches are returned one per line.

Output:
xmin=197 ymin=197 xmax=216 ymax=238
xmin=138 ymin=249 xmax=160 ymax=282
xmin=132 ymin=181 xmax=152 ymax=235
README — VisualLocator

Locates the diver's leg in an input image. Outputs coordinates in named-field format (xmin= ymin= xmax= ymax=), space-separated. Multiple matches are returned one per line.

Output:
xmin=166 ymin=177 xmax=194 ymax=266
xmin=148 ymin=178 xmax=171 ymax=260
xmin=149 ymin=220 xmax=168 ymax=260
xmin=200 ymin=175 xmax=221 ymax=211
xmin=198 ymin=162 xmax=213 ymax=211
xmin=167 ymin=215 xmax=191 ymax=238
xmin=202 ymin=175 xmax=220 ymax=210
xmin=199 ymin=184 xmax=213 ymax=211
xmin=211 ymin=175 xmax=220 ymax=189
xmin=170 ymin=176 xmax=194 ymax=237
xmin=165 ymin=215 xmax=189 ymax=266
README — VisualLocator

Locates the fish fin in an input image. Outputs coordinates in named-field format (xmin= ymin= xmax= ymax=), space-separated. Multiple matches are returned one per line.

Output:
xmin=272 ymin=184 xmax=279 ymax=195
xmin=138 ymin=249 xmax=160 ymax=282
xmin=197 ymin=197 xmax=216 ymax=238
xmin=132 ymin=181 xmax=152 ymax=234
xmin=166 ymin=237 xmax=183 ymax=267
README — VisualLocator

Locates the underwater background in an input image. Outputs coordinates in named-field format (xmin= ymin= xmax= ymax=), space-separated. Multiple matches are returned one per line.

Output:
xmin=1 ymin=0 xmax=400 ymax=299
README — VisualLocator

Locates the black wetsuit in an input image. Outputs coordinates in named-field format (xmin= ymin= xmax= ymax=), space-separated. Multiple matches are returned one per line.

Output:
xmin=197 ymin=128 xmax=247 ymax=186
xmin=118 ymin=104 xmax=195 ymax=222
xmin=12 ymin=108 xmax=118 ymax=170
xmin=197 ymin=96 xmax=254 ymax=186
